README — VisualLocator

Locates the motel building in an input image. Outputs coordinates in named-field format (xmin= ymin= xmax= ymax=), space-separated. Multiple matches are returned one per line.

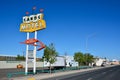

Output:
xmin=111 ymin=59 xmax=120 ymax=65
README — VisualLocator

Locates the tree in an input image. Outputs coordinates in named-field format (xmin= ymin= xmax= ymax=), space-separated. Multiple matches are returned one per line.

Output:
xmin=43 ymin=43 xmax=58 ymax=73
xmin=16 ymin=54 xmax=25 ymax=61
xmin=74 ymin=52 xmax=84 ymax=66
xmin=84 ymin=53 xmax=94 ymax=65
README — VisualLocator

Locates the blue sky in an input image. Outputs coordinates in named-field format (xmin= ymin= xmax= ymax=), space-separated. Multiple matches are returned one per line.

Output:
xmin=0 ymin=0 xmax=120 ymax=60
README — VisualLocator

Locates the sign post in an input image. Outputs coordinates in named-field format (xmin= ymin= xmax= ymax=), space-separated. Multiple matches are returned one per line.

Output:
xmin=25 ymin=32 xmax=29 ymax=75
xmin=33 ymin=31 xmax=37 ymax=74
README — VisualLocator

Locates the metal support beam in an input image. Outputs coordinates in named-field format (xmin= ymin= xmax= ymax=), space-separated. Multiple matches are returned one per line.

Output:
xmin=25 ymin=32 xmax=29 ymax=75
xmin=33 ymin=31 xmax=37 ymax=74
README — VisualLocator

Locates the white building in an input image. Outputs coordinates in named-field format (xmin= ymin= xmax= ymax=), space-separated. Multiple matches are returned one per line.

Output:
xmin=94 ymin=58 xmax=107 ymax=66
xmin=111 ymin=59 xmax=120 ymax=65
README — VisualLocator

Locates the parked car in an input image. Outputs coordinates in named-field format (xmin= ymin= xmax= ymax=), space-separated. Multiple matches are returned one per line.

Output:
xmin=17 ymin=64 xmax=23 ymax=69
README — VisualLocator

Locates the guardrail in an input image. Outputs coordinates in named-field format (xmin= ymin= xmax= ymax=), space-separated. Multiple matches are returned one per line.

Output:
xmin=7 ymin=66 xmax=93 ymax=79
xmin=6 ymin=61 xmax=23 ymax=63
xmin=7 ymin=72 xmax=34 ymax=79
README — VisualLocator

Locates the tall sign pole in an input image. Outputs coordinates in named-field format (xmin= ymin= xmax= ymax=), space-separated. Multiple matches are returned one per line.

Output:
xmin=32 ymin=6 xmax=37 ymax=74
xmin=20 ymin=8 xmax=46 ymax=75
xmin=33 ymin=31 xmax=37 ymax=74
xmin=25 ymin=32 xmax=29 ymax=75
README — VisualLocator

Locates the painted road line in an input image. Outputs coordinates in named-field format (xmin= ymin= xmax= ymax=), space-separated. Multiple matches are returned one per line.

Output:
xmin=87 ymin=78 xmax=93 ymax=80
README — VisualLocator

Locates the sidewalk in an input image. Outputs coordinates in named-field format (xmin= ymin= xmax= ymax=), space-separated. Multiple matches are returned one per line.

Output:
xmin=11 ymin=66 xmax=107 ymax=80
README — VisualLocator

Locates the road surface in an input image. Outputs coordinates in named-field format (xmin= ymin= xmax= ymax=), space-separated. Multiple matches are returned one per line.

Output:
xmin=43 ymin=65 xmax=120 ymax=80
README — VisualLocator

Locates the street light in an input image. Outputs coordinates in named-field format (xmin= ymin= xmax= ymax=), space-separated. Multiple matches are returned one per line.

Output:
xmin=85 ymin=33 xmax=96 ymax=65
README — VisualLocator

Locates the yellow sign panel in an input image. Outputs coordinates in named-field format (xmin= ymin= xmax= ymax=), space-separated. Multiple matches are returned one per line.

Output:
xmin=20 ymin=13 xmax=46 ymax=32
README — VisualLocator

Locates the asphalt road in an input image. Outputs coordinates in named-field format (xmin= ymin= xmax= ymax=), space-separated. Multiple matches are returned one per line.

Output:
xmin=44 ymin=65 xmax=120 ymax=80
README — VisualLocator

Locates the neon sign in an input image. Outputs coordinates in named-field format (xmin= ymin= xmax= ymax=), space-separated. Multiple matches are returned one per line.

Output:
xmin=20 ymin=13 xmax=46 ymax=32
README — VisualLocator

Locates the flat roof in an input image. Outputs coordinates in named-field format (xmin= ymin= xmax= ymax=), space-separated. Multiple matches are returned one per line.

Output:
xmin=0 ymin=54 xmax=17 ymax=57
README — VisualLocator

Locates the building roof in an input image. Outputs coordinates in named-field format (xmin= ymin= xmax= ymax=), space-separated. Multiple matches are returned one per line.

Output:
xmin=0 ymin=54 xmax=17 ymax=57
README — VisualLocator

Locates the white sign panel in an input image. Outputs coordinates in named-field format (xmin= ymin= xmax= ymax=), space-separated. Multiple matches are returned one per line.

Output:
xmin=28 ymin=50 xmax=34 ymax=62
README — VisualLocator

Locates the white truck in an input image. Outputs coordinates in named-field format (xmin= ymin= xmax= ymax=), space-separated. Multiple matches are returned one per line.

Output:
xmin=44 ymin=56 xmax=66 ymax=69
xmin=43 ymin=56 xmax=78 ymax=69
